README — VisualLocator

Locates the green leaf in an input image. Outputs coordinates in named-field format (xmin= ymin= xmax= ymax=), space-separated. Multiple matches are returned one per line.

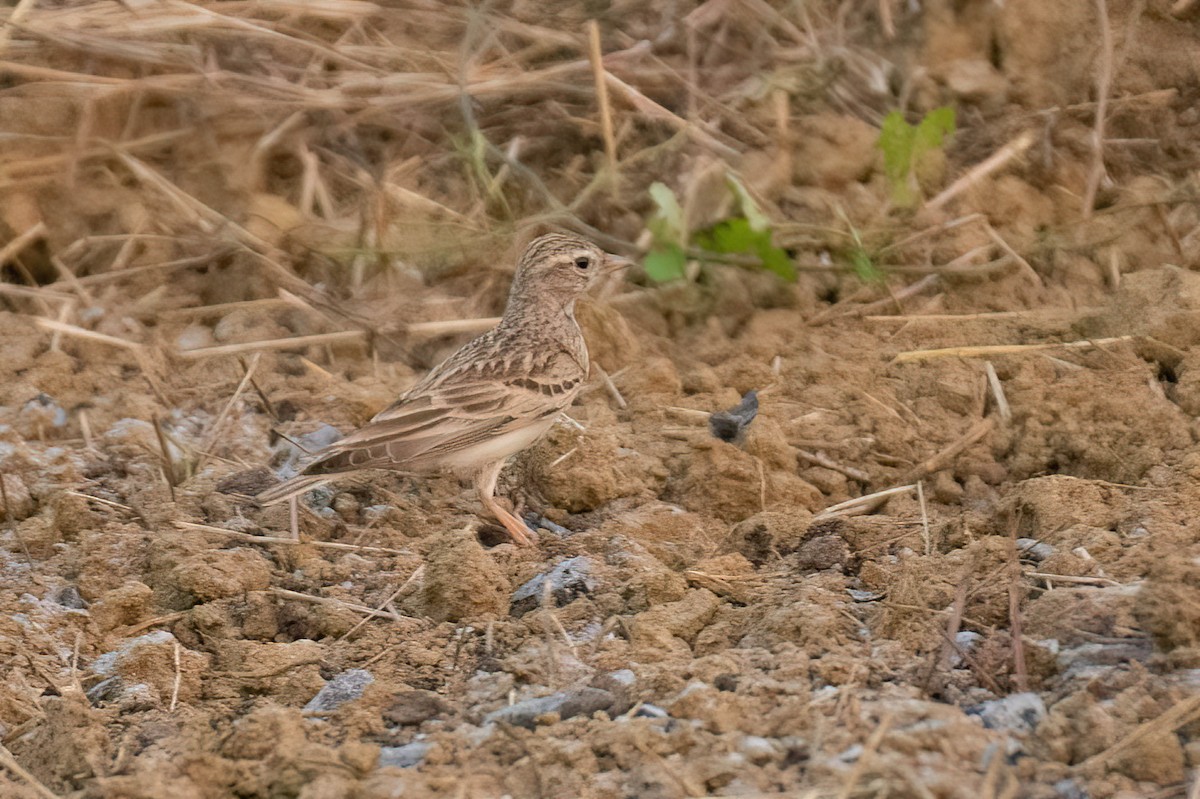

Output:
xmin=727 ymin=175 xmax=770 ymax=232
xmin=913 ymin=106 xmax=956 ymax=157
xmin=878 ymin=107 xmax=956 ymax=208
xmin=758 ymin=242 xmax=796 ymax=280
xmin=850 ymin=247 xmax=883 ymax=283
xmin=696 ymin=217 xmax=757 ymax=254
xmin=647 ymin=182 xmax=685 ymax=246
xmin=644 ymin=245 xmax=687 ymax=283
xmin=695 ymin=217 xmax=796 ymax=281
xmin=878 ymin=110 xmax=916 ymax=185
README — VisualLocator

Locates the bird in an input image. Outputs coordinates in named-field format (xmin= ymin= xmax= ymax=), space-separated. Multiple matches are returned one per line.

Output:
xmin=255 ymin=232 xmax=631 ymax=546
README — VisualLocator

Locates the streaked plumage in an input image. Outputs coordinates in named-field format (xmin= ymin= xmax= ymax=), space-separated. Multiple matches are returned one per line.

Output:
xmin=256 ymin=233 xmax=628 ymax=545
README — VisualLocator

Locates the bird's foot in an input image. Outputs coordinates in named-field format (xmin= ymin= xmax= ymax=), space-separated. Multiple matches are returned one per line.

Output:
xmin=479 ymin=499 xmax=536 ymax=546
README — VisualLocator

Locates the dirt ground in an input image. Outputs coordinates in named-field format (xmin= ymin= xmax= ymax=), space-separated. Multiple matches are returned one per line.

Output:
xmin=2 ymin=1 xmax=1200 ymax=798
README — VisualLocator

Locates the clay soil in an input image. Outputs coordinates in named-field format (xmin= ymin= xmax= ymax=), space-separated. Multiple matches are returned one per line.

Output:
xmin=3 ymin=1 xmax=1200 ymax=798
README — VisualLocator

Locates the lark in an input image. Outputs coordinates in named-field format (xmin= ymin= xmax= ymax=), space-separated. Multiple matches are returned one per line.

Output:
xmin=256 ymin=233 xmax=629 ymax=545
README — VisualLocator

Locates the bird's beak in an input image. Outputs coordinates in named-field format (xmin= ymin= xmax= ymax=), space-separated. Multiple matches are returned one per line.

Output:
xmin=604 ymin=254 xmax=635 ymax=274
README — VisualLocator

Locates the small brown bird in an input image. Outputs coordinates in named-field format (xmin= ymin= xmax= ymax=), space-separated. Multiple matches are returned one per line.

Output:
xmin=256 ymin=233 xmax=630 ymax=545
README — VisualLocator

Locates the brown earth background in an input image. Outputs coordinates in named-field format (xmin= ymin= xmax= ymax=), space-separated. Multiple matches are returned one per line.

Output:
xmin=2 ymin=1 xmax=1200 ymax=797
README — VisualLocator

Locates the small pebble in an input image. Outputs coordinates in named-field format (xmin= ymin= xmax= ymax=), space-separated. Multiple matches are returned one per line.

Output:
xmin=632 ymin=703 xmax=669 ymax=719
xmin=275 ymin=424 xmax=344 ymax=478
xmin=950 ymin=631 xmax=983 ymax=667
xmin=1054 ymin=779 xmax=1088 ymax=799
xmin=378 ymin=741 xmax=431 ymax=769
xmin=175 ymin=324 xmax=215 ymax=352
xmin=739 ymin=735 xmax=780 ymax=764
xmin=510 ymin=556 xmax=596 ymax=617
xmin=966 ymin=692 xmax=1047 ymax=734
xmin=304 ymin=669 xmax=374 ymax=713
xmin=1017 ymin=538 xmax=1055 ymax=561
xmin=91 ymin=630 xmax=176 ymax=676
xmin=483 ymin=687 xmax=615 ymax=729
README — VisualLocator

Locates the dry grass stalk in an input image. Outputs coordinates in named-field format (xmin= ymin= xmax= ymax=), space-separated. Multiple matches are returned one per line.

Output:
xmin=586 ymin=20 xmax=618 ymax=181
xmin=1 ymin=474 xmax=32 ymax=565
xmin=162 ymin=298 xmax=292 ymax=320
xmin=108 ymin=612 xmax=188 ymax=641
xmin=65 ymin=491 xmax=130 ymax=512
xmin=548 ymin=447 xmax=578 ymax=469
xmin=984 ymin=223 xmax=1042 ymax=286
xmin=916 ymin=480 xmax=931 ymax=555
xmin=151 ymin=414 xmax=178 ymax=502
xmin=239 ymin=355 xmax=278 ymax=421
xmin=0 ymin=130 xmax=191 ymax=190
xmin=878 ymin=0 xmax=896 ymax=38
xmin=814 ymin=484 xmax=916 ymax=520
xmin=596 ymin=365 xmax=627 ymax=409
xmin=334 ymin=564 xmax=426 ymax=645
xmin=1007 ymin=535 xmax=1028 ymax=693
xmin=935 ymin=573 xmax=971 ymax=675
xmin=177 ymin=330 xmax=366 ymax=359
xmin=796 ymin=449 xmax=870 ymax=482
xmin=0 ymin=283 xmax=68 ymax=317
xmin=835 ymin=715 xmax=893 ymax=799
xmin=1024 ymin=571 xmax=1122 ymax=587
xmin=866 ymin=309 xmax=1099 ymax=323
xmin=169 ymin=640 xmax=182 ymax=712
xmin=406 ymin=317 xmax=500 ymax=336
xmin=809 ymin=274 xmax=940 ymax=326
xmin=984 ymin=362 xmax=1011 ymax=421
xmin=1074 ymin=692 xmax=1200 ymax=775
xmin=903 ymin=418 xmax=995 ymax=484
xmin=48 ymin=299 xmax=75 ymax=353
xmin=0 ymin=220 xmax=45 ymax=267
xmin=32 ymin=318 xmax=144 ymax=352
xmin=604 ymin=71 xmax=740 ymax=159
xmin=196 ymin=353 xmax=260 ymax=470
xmin=0 ymin=741 xmax=61 ymax=799
xmin=685 ymin=569 xmax=765 ymax=599
xmin=878 ymin=213 xmax=986 ymax=255
xmin=0 ymin=0 xmax=39 ymax=56
xmin=174 ymin=520 xmax=406 ymax=555
xmin=269 ymin=587 xmax=414 ymax=623
xmin=926 ymin=130 xmax=1035 ymax=211
xmin=891 ymin=335 xmax=1134 ymax=364
xmin=664 ymin=406 xmax=711 ymax=422
xmin=1082 ymin=0 xmax=1114 ymax=219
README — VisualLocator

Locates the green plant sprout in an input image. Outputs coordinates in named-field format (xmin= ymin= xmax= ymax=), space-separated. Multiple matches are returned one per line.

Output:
xmin=834 ymin=207 xmax=884 ymax=284
xmin=644 ymin=177 xmax=795 ymax=283
xmin=878 ymin=106 xmax=956 ymax=208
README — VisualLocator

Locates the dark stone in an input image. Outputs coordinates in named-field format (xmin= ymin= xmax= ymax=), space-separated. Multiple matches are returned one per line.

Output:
xmin=510 ymin=556 xmax=596 ymax=617
xmin=709 ymin=390 xmax=758 ymax=445
xmin=303 ymin=669 xmax=373 ymax=712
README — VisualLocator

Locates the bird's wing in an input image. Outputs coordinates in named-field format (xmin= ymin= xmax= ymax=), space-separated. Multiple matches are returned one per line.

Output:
xmin=301 ymin=343 xmax=584 ymax=476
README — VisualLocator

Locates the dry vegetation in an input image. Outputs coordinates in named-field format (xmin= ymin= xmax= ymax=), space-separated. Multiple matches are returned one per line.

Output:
xmin=3 ymin=0 xmax=1200 ymax=797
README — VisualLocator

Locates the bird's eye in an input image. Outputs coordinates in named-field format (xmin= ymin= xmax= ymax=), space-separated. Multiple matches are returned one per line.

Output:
xmin=574 ymin=256 xmax=591 ymax=270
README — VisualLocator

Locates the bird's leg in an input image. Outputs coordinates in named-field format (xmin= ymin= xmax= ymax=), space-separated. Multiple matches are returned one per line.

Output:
xmin=474 ymin=461 xmax=535 ymax=546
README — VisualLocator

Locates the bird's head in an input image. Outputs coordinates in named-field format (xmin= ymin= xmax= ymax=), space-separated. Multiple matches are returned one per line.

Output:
xmin=508 ymin=233 xmax=631 ymax=309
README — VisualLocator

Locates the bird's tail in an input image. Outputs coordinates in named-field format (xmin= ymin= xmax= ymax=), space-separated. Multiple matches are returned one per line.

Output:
xmin=254 ymin=474 xmax=328 ymax=506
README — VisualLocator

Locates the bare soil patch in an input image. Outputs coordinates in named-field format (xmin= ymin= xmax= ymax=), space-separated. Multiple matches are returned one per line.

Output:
xmin=2 ymin=2 xmax=1200 ymax=798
